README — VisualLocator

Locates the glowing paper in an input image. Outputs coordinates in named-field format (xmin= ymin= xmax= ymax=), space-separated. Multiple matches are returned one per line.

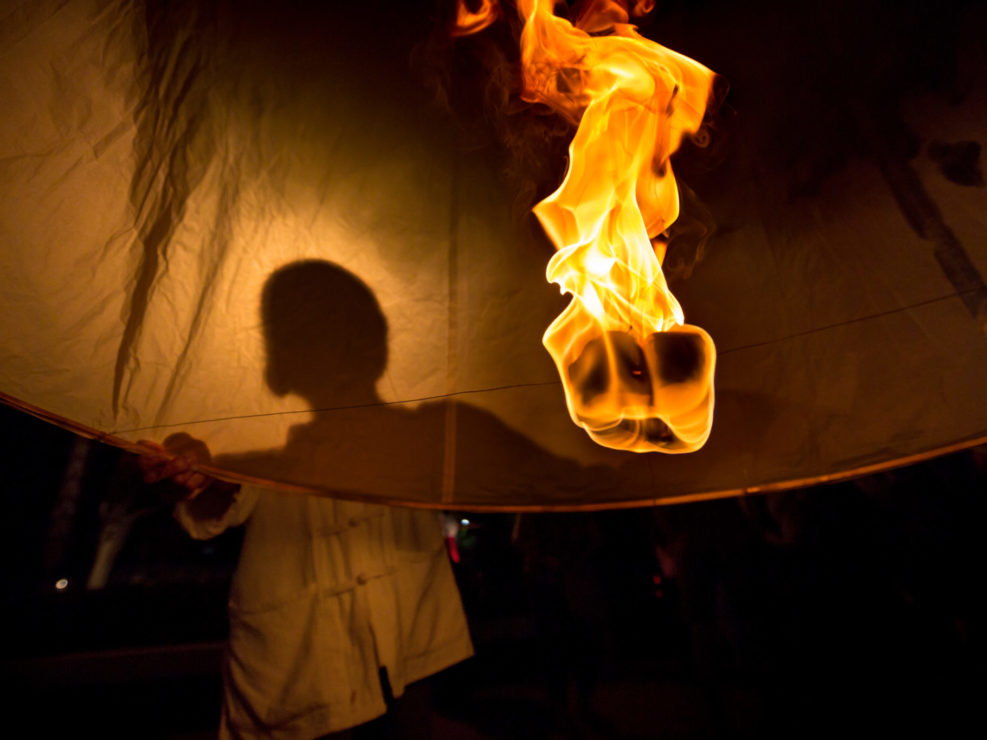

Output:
xmin=1 ymin=1 xmax=985 ymax=509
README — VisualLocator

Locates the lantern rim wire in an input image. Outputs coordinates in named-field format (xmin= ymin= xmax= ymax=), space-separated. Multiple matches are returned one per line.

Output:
xmin=4 ymin=389 xmax=984 ymax=513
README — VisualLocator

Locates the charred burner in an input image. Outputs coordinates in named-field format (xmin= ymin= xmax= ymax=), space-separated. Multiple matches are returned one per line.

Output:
xmin=568 ymin=331 xmax=651 ymax=405
xmin=645 ymin=331 xmax=705 ymax=385
xmin=565 ymin=328 xmax=709 ymax=448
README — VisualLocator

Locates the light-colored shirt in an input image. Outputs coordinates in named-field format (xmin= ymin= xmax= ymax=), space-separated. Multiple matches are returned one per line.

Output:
xmin=176 ymin=485 xmax=473 ymax=739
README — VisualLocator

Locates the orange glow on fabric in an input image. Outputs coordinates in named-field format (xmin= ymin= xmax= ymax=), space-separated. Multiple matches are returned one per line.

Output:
xmin=454 ymin=0 xmax=717 ymax=453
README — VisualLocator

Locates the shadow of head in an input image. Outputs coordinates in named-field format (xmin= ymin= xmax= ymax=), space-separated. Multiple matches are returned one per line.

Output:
xmin=262 ymin=260 xmax=387 ymax=406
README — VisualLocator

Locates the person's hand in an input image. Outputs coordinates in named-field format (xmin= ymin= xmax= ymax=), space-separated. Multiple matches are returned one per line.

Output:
xmin=137 ymin=433 xmax=215 ymax=502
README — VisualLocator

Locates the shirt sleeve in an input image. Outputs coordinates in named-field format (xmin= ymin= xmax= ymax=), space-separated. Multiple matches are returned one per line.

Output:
xmin=173 ymin=483 xmax=261 ymax=540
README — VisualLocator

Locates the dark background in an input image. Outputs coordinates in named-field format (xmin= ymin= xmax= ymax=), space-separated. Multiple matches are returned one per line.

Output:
xmin=1 ymin=398 xmax=984 ymax=738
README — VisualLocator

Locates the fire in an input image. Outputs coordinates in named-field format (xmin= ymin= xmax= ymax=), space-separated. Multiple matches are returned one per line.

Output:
xmin=451 ymin=0 xmax=502 ymax=37
xmin=454 ymin=0 xmax=716 ymax=453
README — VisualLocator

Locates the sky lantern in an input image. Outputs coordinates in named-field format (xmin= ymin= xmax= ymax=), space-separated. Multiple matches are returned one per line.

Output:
xmin=1 ymin=0 xmax=985 ymax=510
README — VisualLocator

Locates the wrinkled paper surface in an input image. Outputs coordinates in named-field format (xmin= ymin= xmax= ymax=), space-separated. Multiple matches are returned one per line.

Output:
xmin=2 ymin=0 xmax=985 ymax=508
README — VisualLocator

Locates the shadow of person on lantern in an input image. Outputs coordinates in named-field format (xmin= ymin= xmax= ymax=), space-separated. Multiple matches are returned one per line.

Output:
xmin=216 ymin=259 xmax=615 ymax=506
xmin=140 ymin=259 xmax=618 ymax=739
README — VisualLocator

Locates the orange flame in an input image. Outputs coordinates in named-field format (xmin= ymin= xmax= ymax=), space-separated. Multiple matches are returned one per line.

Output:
xmin=457 ymin=1 xmax=716 ymax=453
xmin=451 ymin=0 xmax=502 ymax=37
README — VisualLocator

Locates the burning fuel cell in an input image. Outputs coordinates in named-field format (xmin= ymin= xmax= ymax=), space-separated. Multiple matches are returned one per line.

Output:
xmin=455 ymin=0 xmax=718 ymax=453
xmin=562 ymin=327 xmax=715 ymax=452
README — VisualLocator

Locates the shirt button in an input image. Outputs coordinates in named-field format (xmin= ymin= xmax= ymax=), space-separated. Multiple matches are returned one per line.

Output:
xmin=356 ymin=573 xmax=367 ymax=585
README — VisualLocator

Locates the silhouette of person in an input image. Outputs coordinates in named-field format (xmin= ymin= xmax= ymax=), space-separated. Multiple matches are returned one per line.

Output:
xmin=216 ymin=259 xmax=617 ymax=507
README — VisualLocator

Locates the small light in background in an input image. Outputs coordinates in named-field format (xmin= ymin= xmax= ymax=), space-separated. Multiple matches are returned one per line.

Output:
xmin=460 ymin=518 xmax=471 ymax=527
xmin=55 ymin=578 xmax=69 ymax=591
